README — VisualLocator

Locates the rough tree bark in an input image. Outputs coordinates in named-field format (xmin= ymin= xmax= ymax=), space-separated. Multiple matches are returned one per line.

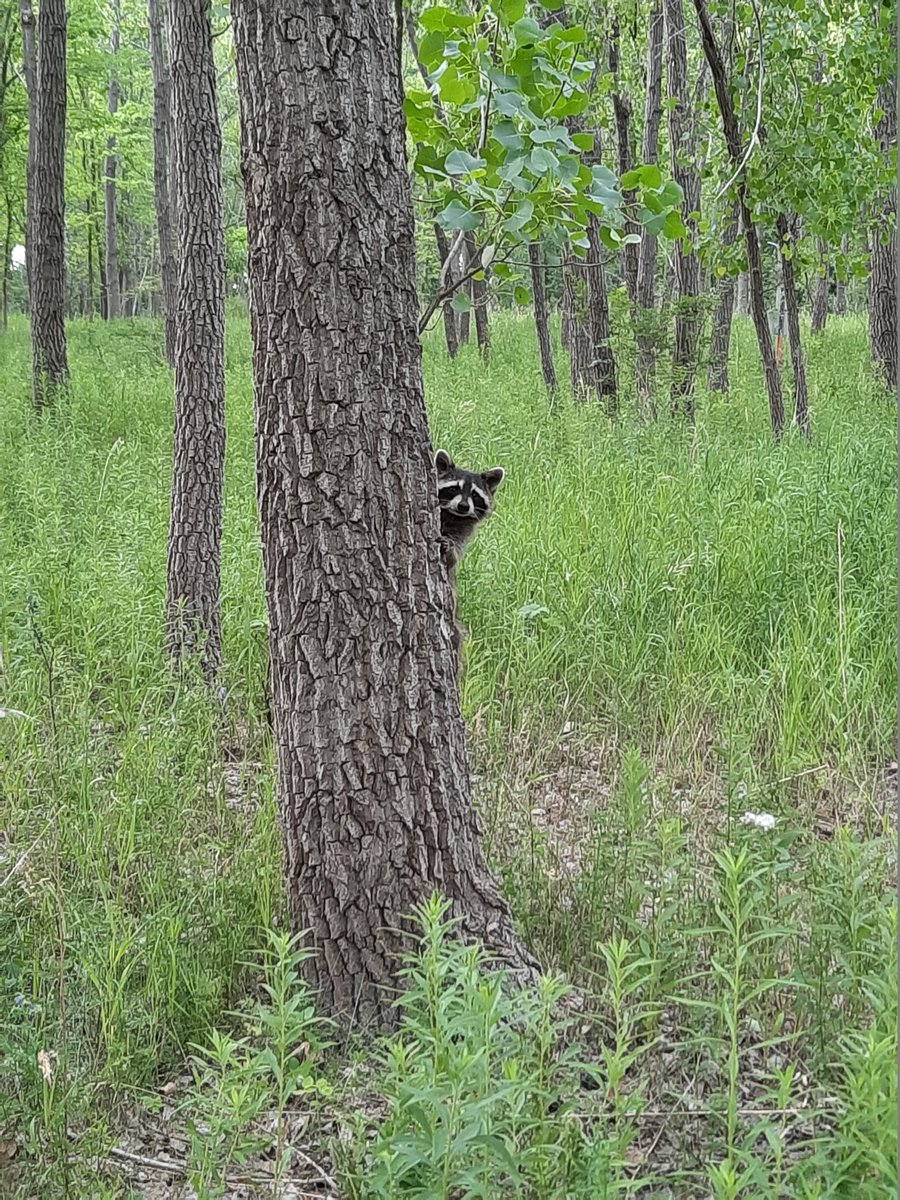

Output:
xmin=148 ymin=0 xmax=177 ymax=365
xmin=635 ymin=0 xmax=663 ymax=412
xmin=707 ymin=200 xmax=739 ymax=392
xmin=692 ymin=0 xmax=784 ymax=437
xmin=29 ymin=0 xmax=69 ymax=409
xmin=104 ymin=0 xmax=121 ymax=319
xmin=776 ymin=212 xmax=810 ymax=438
xmin=164 ymin=0 xmax=226 ymax=676
xmin=810 ymin=238 xmax=829 ymax=334
xmin=608 ymin=14 xmax=637 ymax=305
xmin=664 ymin=0 xmax=702 ymax=418
xmin=529 ymin=241 xmax=557 ymax=396
xmin=735 ymin=271 xmax=749 ymax=314
xmin=433 ymin=224 xmax=458 ymax=359
xmin=230 ymin=0 xmax=535 ymax=1026
xmin=868 ymin=32 xmax=897 ymax=392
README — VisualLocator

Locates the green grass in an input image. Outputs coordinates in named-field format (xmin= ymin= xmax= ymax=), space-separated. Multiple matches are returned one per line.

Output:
xmin=0 ymin=306 xmax=895 ymax=1197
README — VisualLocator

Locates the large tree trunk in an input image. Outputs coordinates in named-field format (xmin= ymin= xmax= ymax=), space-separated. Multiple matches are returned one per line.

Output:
xmin=230 ymin=0 xmax=535 ymax=1026
xmin=776 ymin=213 xmax=810 ymax=438
xmin=810 ymin=238 xmax=829 ymax=334
xmin=18 ymin=0 xmax=36 ymax=306
xmin=635 ymin=0 xmax=663 ymax=413
xmin=529 ymin=241 xmax=557 ymax=397
xmin=608 ymin=14 xmax=637 ymax=305
xmin=433 ymin=224 xmax=458 ymax=359
xmin=164 ymin=0 xmax=226 ymax=676
xmin=148 ymin=0 xmax=177 ymax=365
xmin=664 ymin=0 xmax=702 ymax=418
xmin=707 ymin=200 xmax=739 ymax=392
xmin=104 ymin=0 xmax=121 ymax=319
xmin=29 ymin=0 xmax=69 ymax=409
xmin=868 ymin=39 xmax=897 ymax=391
xmin=693 ymin=0 xmax=784 ymax=437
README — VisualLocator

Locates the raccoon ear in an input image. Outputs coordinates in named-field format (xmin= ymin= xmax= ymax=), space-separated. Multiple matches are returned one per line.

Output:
xmin=482 ymin=466 xmax=505 ymax=493
xmin=434 ymin=449 xmax=453 ymax=476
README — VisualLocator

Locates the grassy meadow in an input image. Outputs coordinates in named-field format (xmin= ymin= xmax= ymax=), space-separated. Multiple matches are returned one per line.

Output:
xmin=0 ymin=306 xmax=896 ymax=1197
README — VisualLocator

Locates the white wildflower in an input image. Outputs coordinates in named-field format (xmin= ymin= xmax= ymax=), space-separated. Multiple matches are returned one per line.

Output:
xmin=739 ymin=811 xmax=777 ymax=831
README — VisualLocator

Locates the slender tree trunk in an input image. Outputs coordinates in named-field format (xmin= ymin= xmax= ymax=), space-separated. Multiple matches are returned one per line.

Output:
xmin=735 ymin=271 xmax=749 ymax=315
xmin=834 ymin=234 xmax=848 ymax=315
xmin=635 ymin=0 xmax=663 ymax=412
xmin=586 ymin=215 xmax=617 ymax=412
xmin=776 ymin=213 xmax=810 ymax=437
xmin=230 ymin=0 xmax=535 ymax=1026
xmin=149 ymin=0 xmax=177 ymax=365
xmin=707 ymin=200 xmax=739 ymax=392
xmin=465 ymin=230 xmax=489 ymax=357
xmin=693 ymin=0 xmax=784 ymax=437
xmin=104 ymin=0 xmax=121 ymax=319
xmin=664 ymin=0 xmax=702 ymax=418
xmin=433 ymin=224 xmax=458 ymax=359
xmin=18 ymin=0 xmax=36 ymax=304
xmin=609 ymin=14 xmax=637 ymax=304
xmin=1 ymin=193 xmax=10 ymax=329
xmin=164 ymin=0 xmax=226 ymax=676
xmin=810 ymin=238 xmax=829 ymax=333
xmin=529 ymin=241 xmax=557 ymax=396
xmin=868 ymin=34 xmax=897 ymax=391
xmin=29 ymin=0 xmax=69 ymax=409
xmin=456 ymin=243 xmax=471 ymax=344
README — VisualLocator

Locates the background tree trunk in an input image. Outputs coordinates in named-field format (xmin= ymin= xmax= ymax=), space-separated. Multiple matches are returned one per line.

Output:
xmin=148 ymin=0 xmax=177 ymax=365
xmin=707 ymin=200 xmax=739 ymax=392
xmin=735 ymin=270 xmax=749 ymax=315
xmin=104 ymin=0 xmax=121 ymax=320
xmin=833 ymin=233 xmax=848 ymax=315
xmin=868 ymin=36 xmax=897 ymax=391
xmin=608 ymin=14 xmax=637 ymax=304
xmin=465 ymin=230 xmax=489 ymax=357
xmin=231 ymin=0 xmax=534 ymax=1027
xmin=635 ymin=0 xmax=663 ymax=413
xmin=777 ymin=213 xmax=810 ymax=437
xmin=18 ymin=0 xmax=36 ymax=304
xmin=528 ymin=241 xmax=557 ymax=397
xmin=433 ymin=224 xmax=458 ymax=359
xmin=30 ymin=0 xmax=69 ymax=409
xmin=664 ymin=0 xmax=702 ymax=418
xmin=1 ymin=193 xmax=10 ymax=329
xmin=810 ymin=238 xmax=829 ymax=334
xmin=693 ymin=0 xmax=784 ymax=437
xmin=164 ymin=0 xmax=226 ymax=676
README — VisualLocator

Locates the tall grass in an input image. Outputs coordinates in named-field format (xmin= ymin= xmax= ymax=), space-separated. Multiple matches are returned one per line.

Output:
xmin=0 ymin=307 xmax=895 ymax=1196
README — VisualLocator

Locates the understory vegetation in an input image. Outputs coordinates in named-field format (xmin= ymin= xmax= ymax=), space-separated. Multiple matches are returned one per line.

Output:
xmin=0 ymin=309 xmax=896 ymax=1197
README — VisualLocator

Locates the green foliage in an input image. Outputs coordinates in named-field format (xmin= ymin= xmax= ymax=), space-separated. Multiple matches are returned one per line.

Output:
xmin=405 ymin=0 xmax=685 ymax=309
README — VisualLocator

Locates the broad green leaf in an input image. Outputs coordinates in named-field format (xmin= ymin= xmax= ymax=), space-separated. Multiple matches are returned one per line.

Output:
xmin=499 ymin=0 xmax=526 ymax=21
xmin=502 ymin=199 xmax=534 ymax=231
xmin=439 ymin=199 xmax=480 ymax=232
xmin=419 ymin=5 xmax=451 ymax=31
xmin=663 ymin=211 xmax=686 ymax=239
xmin=512 ymin=16 xmax=543 ymax=45
xmin=450 ymin=291 xmax=471 ymax=313
xmin=481 ymin=244 xmax=496 ymax=268
xmin=621 ymin=169 xmax=641 ymax=190
xmin=444 ymin=149 xmax=486 ymax=175
xmin=514 ymin=284 xmax=531 ymax=305
xmin=530 ymin=125 xmax=572 ymax=147
xmin=529 ymin=146 xmax=559 ymax=175
xmin=571 ymin=132 xmax=594 ymax=153
xmin=637 ymin=164 xmax=662 ymax=188
xmin=493 ymin=121 xmax=525 ymax=151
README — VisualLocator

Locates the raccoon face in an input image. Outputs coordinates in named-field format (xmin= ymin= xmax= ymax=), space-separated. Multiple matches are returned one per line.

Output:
xmin=434 ymin=449 xmax=505 ymax=522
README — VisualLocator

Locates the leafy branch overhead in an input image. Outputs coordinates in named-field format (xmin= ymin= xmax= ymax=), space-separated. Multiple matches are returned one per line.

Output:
xmin=405 ymin=0 xmax=687 ymax=312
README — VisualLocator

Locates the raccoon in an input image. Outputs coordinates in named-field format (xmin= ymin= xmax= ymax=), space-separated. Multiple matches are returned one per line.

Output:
xmin=434 ymin=449 xmax=505 ymax=575
xmin=434 ymin=449 xmax=505 ymax=672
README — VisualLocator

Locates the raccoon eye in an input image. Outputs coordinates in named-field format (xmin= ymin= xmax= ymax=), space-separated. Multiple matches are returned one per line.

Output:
xmin=471 ymin=492 xmax=488 ymax=515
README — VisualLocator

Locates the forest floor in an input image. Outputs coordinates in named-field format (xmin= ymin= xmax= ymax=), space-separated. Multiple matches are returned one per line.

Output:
xmin=0 ymin=308 xmax=896 ymax=1197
